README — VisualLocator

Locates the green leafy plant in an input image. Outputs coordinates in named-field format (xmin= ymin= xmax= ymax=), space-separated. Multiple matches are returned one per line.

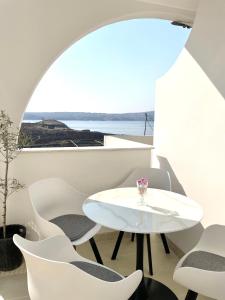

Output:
xmin=0 ymin=110 xmax=30 ymax=239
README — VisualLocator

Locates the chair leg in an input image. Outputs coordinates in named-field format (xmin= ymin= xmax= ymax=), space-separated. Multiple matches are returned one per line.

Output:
xmin=160 ymin=233 xmax=170 ymax=254
xmin=185 ymin=290 xmax=198 ymax=300
xmin=131 ymin=233 xmax=135 ymax=242
xmin=89 ymin=238 xmax=103 ymax=265
xmin=146 ymin=234 xmax=153 ymax=276
xmin=111 ymin=231 xmax=124 ymax=260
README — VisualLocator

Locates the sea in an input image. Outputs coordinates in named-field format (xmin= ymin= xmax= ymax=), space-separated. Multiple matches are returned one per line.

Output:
xmin=23 ymin=120 xmax=154 ymax=136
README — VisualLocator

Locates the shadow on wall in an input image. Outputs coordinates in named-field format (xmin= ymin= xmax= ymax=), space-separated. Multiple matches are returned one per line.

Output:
xmin=168 ymin=222 xmax=204 ymax=254
xmin=156 ymin=156 xmax=204 ymax=252
xmin=157 ymin=156 xmax=186 ymax=195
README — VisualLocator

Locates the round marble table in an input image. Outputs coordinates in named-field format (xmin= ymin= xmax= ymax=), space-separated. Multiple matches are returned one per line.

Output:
xmin=83 ymin=187 xmax=203 ymax=300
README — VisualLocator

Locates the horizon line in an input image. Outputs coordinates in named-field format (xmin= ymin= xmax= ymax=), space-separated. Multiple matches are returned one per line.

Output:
xmin=24 ymin=111 xmax=154 ymax=114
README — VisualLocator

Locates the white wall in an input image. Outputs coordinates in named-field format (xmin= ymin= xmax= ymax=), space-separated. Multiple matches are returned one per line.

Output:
xmin=2 ymin=146 xmax=151 ymax=234
xmin=154 ymin=0 xmax=225 ymax=252
xmin=104 ymin=135 xmax=153 ymax=148
xmin=114 ymin=135 xmax=154 ymax=145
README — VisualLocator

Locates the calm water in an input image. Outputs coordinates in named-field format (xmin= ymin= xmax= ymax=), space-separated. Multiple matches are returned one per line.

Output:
xmin=23 ymin=120 xmax=154 ymax=136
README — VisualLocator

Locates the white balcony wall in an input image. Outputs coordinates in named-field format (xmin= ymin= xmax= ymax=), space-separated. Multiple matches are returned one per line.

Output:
xmin=114 ymin=135 xmax=154 ymax=145
xmin=2 ymin=145 xmax=151 ymax=236
xmin=104 ymin=135 xmax=153 ymax=148
xmin=154 ymin=0 xmax=225 ymax=252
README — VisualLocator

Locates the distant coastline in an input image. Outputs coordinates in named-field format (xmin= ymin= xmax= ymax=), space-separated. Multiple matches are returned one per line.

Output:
xmin=24 ymin=111 xmax=154 ymax=122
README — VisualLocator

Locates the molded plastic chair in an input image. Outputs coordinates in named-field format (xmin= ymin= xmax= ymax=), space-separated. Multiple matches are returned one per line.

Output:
xmin=174 ymin=224 xmax=225 ymax=300
xmin=29 ymin=177 xmax=103 ymax=264
xmin=111 ymin=168 xmax=171 ymax=275
xmin=13 ymin=234 xmax=142 ymax=300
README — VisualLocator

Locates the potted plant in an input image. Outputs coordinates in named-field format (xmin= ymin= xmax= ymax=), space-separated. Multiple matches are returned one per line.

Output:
xmin=0 ymin=110 xmax=29 ymax=271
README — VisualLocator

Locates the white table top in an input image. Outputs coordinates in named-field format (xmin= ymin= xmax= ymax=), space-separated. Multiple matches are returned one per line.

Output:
xmin=83 ymin=188 xmax=203 ymax=234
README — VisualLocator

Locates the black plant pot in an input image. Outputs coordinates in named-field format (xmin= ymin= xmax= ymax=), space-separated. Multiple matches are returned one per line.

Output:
xmin=0 ymin=224 xmax=26 ymax=271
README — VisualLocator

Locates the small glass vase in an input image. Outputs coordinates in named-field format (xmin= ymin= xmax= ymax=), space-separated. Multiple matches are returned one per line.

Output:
xmin=136 ymin=178 xmax=148 ymax=206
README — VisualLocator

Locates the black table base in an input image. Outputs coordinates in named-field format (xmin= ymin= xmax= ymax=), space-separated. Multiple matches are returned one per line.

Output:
xmin=129 ymin=277 xmax=178 ymax=300
xmin=132 ymin=233 xmax=178 ymax=300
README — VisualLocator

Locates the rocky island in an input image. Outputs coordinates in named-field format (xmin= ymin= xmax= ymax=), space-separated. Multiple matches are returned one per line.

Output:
xmin=20 ymin=120 xmax=107 ymax=147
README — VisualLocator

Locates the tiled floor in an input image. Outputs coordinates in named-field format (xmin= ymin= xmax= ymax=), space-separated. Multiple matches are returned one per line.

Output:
xmin=0 ymin=233 xmax=213 ymax=300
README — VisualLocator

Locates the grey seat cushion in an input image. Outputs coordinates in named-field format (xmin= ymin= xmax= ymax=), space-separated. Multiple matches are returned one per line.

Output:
xmin=70 ymin=261 xmax=123 ymax=282
xmin=182 ymin=250 xmax=225 ymax=271
xmin=50 ymin=214 xmax=96 ymax=241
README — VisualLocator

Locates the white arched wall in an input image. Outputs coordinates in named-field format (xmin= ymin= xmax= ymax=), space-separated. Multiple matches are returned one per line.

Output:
xmin=154 ymin=0 xmax=225 ymax=252
xmin=2 ymin=0 xmax=224 ymax=252
xmin=0 ymin=0 xmax=195 ymax=125
xmin=0 ymin=0 xmax=197 ymax=239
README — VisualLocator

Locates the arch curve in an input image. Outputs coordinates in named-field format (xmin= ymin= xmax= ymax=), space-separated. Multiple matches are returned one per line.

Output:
xmin=0 ymin=0 xmax=195 ymax=124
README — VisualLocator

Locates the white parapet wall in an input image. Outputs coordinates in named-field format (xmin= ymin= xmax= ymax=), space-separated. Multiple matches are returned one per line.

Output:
xmin=104 ymin=135 xmax=153 ymax=148
xmin=3 ymin=142 xmax=152 ymax=237
xmin=113 ymin=135 xmax=153 ymax=146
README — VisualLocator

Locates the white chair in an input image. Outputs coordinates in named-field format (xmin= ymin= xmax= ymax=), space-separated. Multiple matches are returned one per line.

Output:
xmin=29 ymin=177 xmax=103 ymax=264
xmin=13 ymin=234 xmax=142 ymax=300
xmin=111 ymin=167 xmax=171 ymax=275
xmin=174 ymin=224 xmax=225 ymax=300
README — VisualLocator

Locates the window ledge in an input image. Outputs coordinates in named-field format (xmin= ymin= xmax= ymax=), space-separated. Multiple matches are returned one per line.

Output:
xmin=20 ymin=144 xmax=154 ymax=154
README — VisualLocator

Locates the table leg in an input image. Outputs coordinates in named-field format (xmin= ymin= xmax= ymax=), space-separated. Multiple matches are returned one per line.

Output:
xmin=130 ymin=233 xmax=178 ymax=300
xmin=136 ymin=233 xmax=144 ymax=271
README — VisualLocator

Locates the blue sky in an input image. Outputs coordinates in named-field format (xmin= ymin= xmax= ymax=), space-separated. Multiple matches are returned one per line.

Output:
xmin=26 ymin=19 xmax=190 ymax=113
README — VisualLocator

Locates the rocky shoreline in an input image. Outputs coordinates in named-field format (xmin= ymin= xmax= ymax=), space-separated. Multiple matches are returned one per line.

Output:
xmin=20 ymin=120 xmax=109 ymax=147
